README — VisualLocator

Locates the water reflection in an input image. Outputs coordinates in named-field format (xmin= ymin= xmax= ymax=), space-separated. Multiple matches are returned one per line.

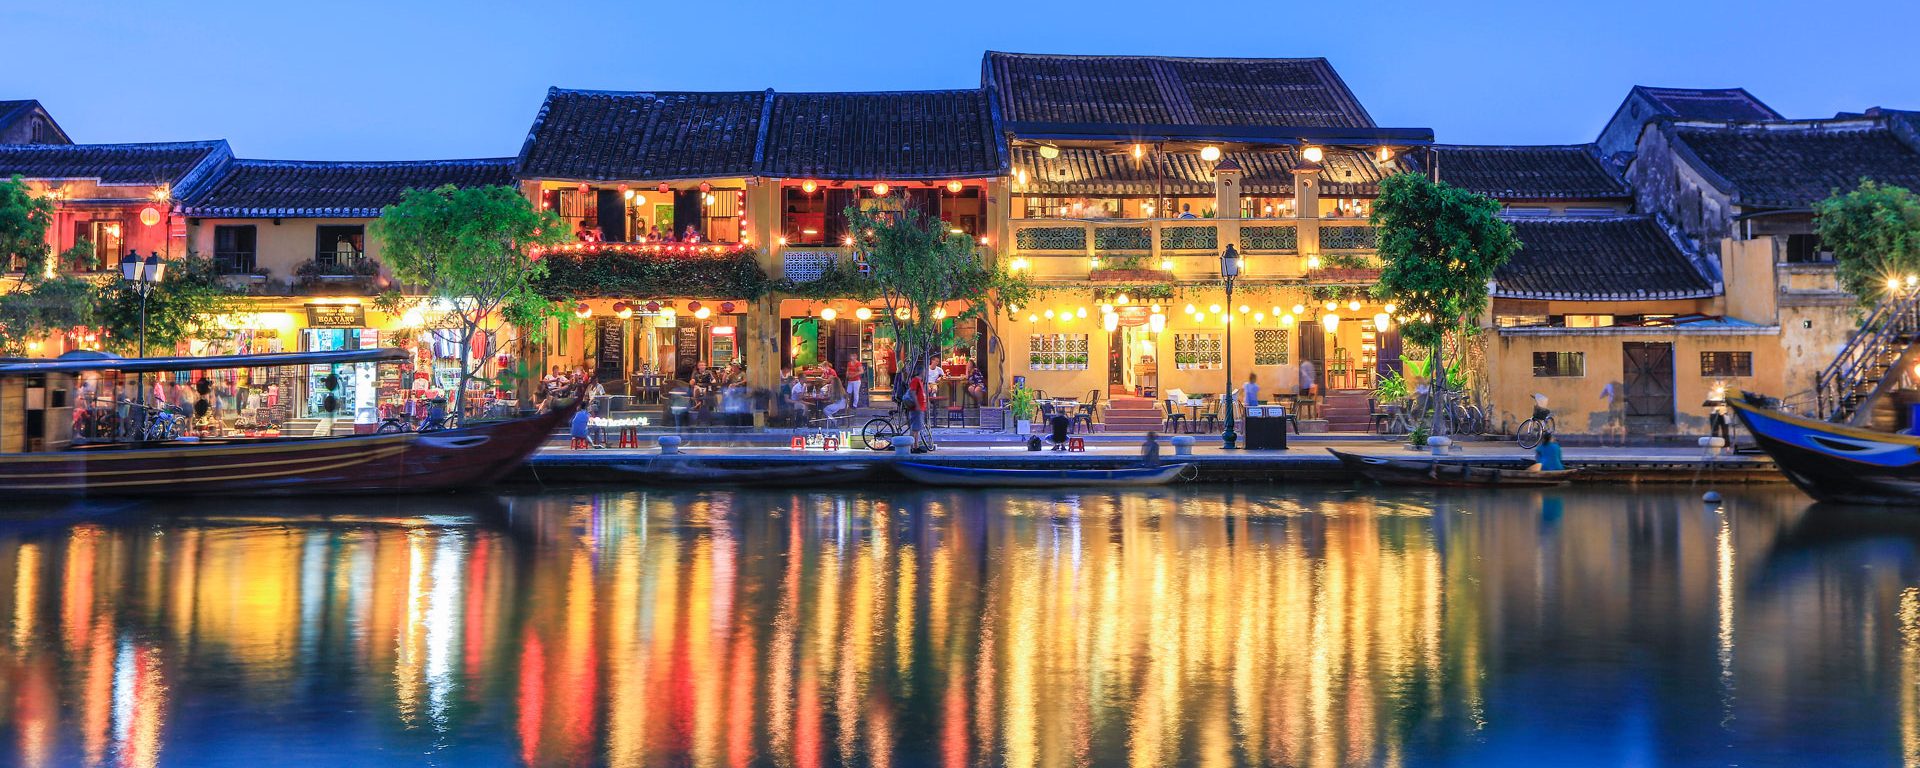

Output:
xmin=1 ymin=487 xmax=1917 ymax=765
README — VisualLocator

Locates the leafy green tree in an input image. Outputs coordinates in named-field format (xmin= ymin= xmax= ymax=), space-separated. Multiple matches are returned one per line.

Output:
xmin=91 ymin=253 xmax=241 ymax=355
xmin=0 ymin=175 xmax=54 ymax=275
xmin=843 ymin=207 xmax=1025 ymax=392
xmin=371 ymin=184 xmax=569 ymax=413
xmin=1369 ymin=173 xmax=1519 ymax=436
xmin=1814 ymin=179 xmax=1920 ymax=305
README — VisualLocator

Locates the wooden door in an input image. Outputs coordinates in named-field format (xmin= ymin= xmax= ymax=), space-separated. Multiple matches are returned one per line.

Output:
xmin=1299 ymin=326 xmax=1327 ymax=390
xmin=1622 ymin=342 xmax=1675 ymax=427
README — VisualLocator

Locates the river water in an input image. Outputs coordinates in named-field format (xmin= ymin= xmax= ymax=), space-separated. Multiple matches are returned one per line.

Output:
xmin=0 ymin=484 xmax=1908 ymax=767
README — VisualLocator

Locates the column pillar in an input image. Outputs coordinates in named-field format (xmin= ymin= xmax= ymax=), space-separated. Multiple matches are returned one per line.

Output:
xmin=1293 ymin=157 xmax=1322 ymax=268
xmin=746 ymin=178 xmax=783 ymax=392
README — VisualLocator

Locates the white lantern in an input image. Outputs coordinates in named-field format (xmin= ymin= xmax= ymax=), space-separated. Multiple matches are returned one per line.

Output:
xmin=820 ymin=307 xmax=837 ymax=321
xmin=1373 ymin=312 xmax=1391 ymax=331
xmin=1103 ymin=312 xmax=1119 ymax=332
xmin=1321 ymin=313 xmax=1340 ymax=332
xmin=1148 ymin=313 xmax=1167 ymax=333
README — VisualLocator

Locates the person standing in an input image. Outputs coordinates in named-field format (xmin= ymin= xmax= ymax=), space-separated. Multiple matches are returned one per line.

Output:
xmin=1243 ymin=371 xmax=1261 ymax=408
xmin=1297 ymin=360 xmax=1318 ymax=418
xmin=845 ymin=358 xmax=865 ymax=409
xmin=907 ymin=369 xmax=932 ymax=452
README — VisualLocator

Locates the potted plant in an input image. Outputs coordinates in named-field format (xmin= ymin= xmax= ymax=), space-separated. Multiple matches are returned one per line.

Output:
xmin=1009 ymin=385 xmax=1037 ymax=435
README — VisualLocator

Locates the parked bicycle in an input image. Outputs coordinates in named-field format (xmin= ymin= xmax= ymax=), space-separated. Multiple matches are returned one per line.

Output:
xmin=377 ymin=399 xmax=461 ymax=434
xmin=1516 ymin=394 xmax=1557 ymax=449
xmin=861 ymin=407 xmax=906 ymax=451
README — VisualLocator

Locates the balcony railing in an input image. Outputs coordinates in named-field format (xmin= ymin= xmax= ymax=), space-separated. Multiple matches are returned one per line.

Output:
xmin=1320 ymin=220 xmax=1377 ymax=250
xmin=213 ymin=250 xmax=258 ymax=275
xmin=1010 ymin=218 xmax=1328 ymax=258
xmin=782 ymin=248 xmax=863 ymax=283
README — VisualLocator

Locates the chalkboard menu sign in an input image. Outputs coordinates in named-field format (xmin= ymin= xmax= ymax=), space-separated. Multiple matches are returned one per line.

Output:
xmin=595 ymin=320 xmax=625 ymax=380
xmin=675 ymin=325 xmax=701 ymax=380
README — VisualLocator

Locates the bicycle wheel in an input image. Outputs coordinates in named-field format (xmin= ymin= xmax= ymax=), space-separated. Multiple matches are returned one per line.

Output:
xmin=375 ymin=420 xmax=407 ymax=434
xmin=862 ymin=418 xmax=896 ymax=451
xmin=1517 ymin=418 xmax=1544 ymax=449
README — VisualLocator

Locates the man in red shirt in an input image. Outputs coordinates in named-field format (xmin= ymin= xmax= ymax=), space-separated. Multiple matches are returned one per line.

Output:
xmin=907 ymin=368 xmax=932 ymax=452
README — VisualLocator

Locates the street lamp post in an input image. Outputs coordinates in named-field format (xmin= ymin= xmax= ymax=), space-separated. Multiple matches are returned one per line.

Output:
xmin=1220 ymin=244 xmax=1240 ymax=449
xmin=120 ymin=250 xmax=166 ymax=414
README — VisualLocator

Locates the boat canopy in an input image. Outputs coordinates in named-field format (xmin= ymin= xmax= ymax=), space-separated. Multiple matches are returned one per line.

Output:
xmin=0 ymin=348 xmax=408 ymax=375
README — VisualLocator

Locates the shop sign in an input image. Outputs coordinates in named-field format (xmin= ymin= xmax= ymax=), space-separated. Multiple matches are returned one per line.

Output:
xmin=306 ymin=304 xmax=365 ymax=328
xmin=1115 ymin=306 xmax=1151 ymax=327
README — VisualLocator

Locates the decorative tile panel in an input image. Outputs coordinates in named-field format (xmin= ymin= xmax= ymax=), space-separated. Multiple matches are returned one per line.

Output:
xmin=1028 ymin=333 xmax=1090 ymax=370
xmin=1321 ymin=225 xmax=1378 ymax=250
xmin=1016 ymin=226 xmax=1087 ymax=251
xmin=783 ymin=251 xmax=838 ymax=282
xmin=1255 ymin=329 xmax=1290 ymax=365
xmin=1173 ymin=332 xmax=1223 ymax=370
xmin=1160 ymin=225 xmax=1219 ymax=251
xmin=1241 ymin=225 xmax=1298 ymax=252
xmin=1093 ymin=226 xmax=1152 ymax=251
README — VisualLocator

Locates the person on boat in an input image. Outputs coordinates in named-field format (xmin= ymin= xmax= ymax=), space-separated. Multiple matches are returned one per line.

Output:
xmin=1531 ymin=432 xmax=1565 ymax=472
xmin=1141 ymin=431 xmax=1162 ymax=466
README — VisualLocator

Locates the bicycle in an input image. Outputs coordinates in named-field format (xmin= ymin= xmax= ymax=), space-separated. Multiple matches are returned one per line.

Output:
xmin=1517 ymin=403 xmax=1557 ymax=450
xmin=376 ymin=411 xmax=461 ymax=434
xmin=861 ymin=407 xmax=905 ymax=451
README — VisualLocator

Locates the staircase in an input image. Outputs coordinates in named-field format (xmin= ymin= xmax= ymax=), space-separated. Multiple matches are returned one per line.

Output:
xmin=1321 ymin=389 xmax=1375 ymax=432
xmin=1099 ymin=396 xmax=1165 ymax=432
xmin=1816 ymin=288 xmax=1920 ymax=424
xmin=280 ymin=417 xmax=357 ymax=437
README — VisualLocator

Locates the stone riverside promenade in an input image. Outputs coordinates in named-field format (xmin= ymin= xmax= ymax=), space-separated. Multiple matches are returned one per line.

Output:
xmin=517 ymin=432 xmax=1783 ymax=485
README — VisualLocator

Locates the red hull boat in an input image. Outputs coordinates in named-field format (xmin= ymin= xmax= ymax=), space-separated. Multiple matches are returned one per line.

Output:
xmin=0 ymin=348 xmax=564 ymax=497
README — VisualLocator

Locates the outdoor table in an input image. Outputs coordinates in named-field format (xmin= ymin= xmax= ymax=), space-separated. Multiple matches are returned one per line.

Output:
xmin=1185 ymin=398 xmax=1205 ymax=431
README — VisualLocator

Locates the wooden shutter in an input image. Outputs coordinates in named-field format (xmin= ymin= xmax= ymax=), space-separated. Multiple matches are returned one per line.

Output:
xmin=823 ymin=189 xmax=855 ymax=245
xmin=596 ymin=190 xmax=627 ymax=242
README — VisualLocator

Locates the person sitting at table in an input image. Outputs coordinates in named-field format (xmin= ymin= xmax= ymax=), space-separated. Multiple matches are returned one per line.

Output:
xmin=966 ymin=366 xmax=986 ymax=406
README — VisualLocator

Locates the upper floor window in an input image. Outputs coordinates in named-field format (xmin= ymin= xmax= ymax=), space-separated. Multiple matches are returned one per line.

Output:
xmin=214 ymin=225 xmax=257 ymax=275
xmin=1532 ymin=351 xmax=1584 ymax=377
xmin=315 ymin=225 xmax=365 ymax=269
xmin=1701 ymin=351 xmax=1753 ymax=377
xmin=1504 ymin=206 xmax=1551 ymax=217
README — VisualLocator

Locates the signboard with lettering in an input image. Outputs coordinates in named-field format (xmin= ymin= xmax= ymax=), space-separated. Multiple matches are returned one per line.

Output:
xmin=595 ymin=320 xmax=625 ymax=380
xmin=675 ymin=325 xmax=702 ymax=380
xmin=305 ymin=304 xmax=365 ymax=328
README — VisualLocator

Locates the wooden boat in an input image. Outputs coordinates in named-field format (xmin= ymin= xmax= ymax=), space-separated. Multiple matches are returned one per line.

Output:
xmin=893 ymin=461 xmax=1191 ymax=488
xmin=0 ymin=348 xmax=565 ymax=496
xmin=1728 ymin=395 xmax=1920 ymax=505
xmin=1328 ymin=449 xmax=1578 ymax=487
xmin=607 ymin=458 xmax=877 ymax=486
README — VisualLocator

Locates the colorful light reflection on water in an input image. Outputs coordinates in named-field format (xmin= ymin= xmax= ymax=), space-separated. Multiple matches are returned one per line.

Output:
xmin=0 ymin=486 xmax=1912 ymax=766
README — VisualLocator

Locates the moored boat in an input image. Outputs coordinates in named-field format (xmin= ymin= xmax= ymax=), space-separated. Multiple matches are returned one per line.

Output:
xmin=0 ymin=349 xmax=564 ymax=496
xmin=1328 ymin=449 xmax=1578 ymax=487
xmin=608 ymin=458 xmax=878 ymax=486
xmin=1728 ymin=396 xmax=1920 ymax=505
xmin=893 ymin=461 xmax=1191 ymax=488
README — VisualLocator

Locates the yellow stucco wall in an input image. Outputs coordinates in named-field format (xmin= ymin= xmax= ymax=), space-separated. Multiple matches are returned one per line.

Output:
xmin=185 ymin=217 xmax=389 ymax=289
xmin=1488 ymin=328 xmax=1784 ymax=435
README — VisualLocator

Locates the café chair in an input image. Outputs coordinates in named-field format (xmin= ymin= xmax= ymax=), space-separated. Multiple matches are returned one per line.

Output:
xmin=1195 ymin=395 xmax=1219 ymax=434
xmin=1162 ymin=398 xmax=1187 ymax=434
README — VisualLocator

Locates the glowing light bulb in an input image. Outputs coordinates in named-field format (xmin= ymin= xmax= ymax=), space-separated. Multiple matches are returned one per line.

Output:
xmin=1302 ymin=145 xmax=1324 ymax=163
xmin=1200 ymin=146 xmax=1221 ymax=162
xmin=855 ymin=307 xmax=873 ymax=321
xmin=1348 ymin=299 xmax=1361 ymax=311
xmin=1281 ymin=314 xmax=1295 ymax=327
xmin=1292 ymin=304 xmax=1306 ymax=316
xmin=820 ymin=307 xmax=837 ymax=321
xmin=1209 ymin=304 xmax=1222 ymax=314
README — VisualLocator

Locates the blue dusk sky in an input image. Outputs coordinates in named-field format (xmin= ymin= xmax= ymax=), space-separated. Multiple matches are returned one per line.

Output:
xmin=3 ymin=0 xmax=1915 ymax=160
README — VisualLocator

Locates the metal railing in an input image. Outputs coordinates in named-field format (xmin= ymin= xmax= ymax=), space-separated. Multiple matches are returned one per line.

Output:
xmin=1815 ymin=287 xmax=1920 ymax=421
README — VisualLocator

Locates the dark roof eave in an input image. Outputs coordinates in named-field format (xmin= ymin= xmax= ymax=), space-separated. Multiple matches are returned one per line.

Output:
xmin=1005 ymin=121 xmax=1433 ymax=146
xmin=1492 ymin=289 xmax=1721 ymax=301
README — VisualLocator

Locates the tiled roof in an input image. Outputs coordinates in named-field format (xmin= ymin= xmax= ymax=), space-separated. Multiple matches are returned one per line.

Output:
xmin=0 ymin=140 xmax=230 ymax=189
xmin=1666 ymin=118 xmax=1920 ymax=208
xmin=0 ymin=100 xmax=66 ymax=143
xmin=1634 ymin=86 xmax=1781 ymax=122
xmin=1433 ymin=144 xmax=1629 ymax=200
xmin=177 ymin=158 xmax=517 ymax=218
xmin=984 ymin=52 xmax=1375 ymax=130
xmin=1012 ymin=146 xmax=1389 ymax=197
xmin=759 ymin=90 xmax=1004 ymax=180
xmin=515 ymin=88 xmax=769 ymax=181
xmin=1495 ymin=216 xmax=1716 ymax=300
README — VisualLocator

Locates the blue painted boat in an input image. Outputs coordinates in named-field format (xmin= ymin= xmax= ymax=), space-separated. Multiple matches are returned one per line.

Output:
xmin=893 ymin=461 xmax=1191 ymax=488
xmin=1729 ymin=395 xmax=1920 ymax=505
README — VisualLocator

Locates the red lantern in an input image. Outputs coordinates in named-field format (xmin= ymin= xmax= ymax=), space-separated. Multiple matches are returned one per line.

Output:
xmin=645 ymin=301 xmax=660 ymax=313
xmin=698 ymin=182 xmax=712 ymax=194
xmin=720 ymin=302 xmax=735 ymax=314
xmin=687 ymin=301 xmax=702 ymax=311
xmin=658 ymin=182 xmax=670 ymax=194
xmin=577 ymin=183 xmax=590 ymax=193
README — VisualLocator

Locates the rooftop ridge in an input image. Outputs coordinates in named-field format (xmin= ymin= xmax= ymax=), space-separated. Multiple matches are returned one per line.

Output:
xmin=227 ymin=157 xmax=516 ymax=168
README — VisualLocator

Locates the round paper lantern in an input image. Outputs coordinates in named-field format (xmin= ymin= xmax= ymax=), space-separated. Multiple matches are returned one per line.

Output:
xmin=872 ymin=183 xmax=890 ymax=197
xmin=801 ymin=180 xmax=817 ymax=194
xmin=645 ymin=301 xmax=660 ymax=313
xmin=658 ymin=182 xmax=671 ymax=193
xmin=855 ymin=307 xmax=872 ymax=321
xmin=139 ymin=206 xmax=161 ymax=226
xmin=820 ymin=307 xmax=837 ymax=321
xmin=688 ymin=301 xmax=702 ymax=311
xmin=946 ymin=180 xmax=962 ymax=193
xmin=573 ymin=302 xmax=591 ymax=319
xmin=720 ymin=302 xmax=735 ymax=314
xmin=699 ymin=182 xmax=712 ymax=194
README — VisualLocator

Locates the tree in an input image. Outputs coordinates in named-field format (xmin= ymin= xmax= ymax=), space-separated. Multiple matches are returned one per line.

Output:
xmin=91 ymin=253 xmax=241 ymax=355
xmin=843 ymin=207 xmax=1024 ymax=393
xmin=0 ymin=175 xmax=54 ymax=275
xmin=1814 ymin=179 xmax=1920 ymax=306
xmin=1369 ymin=172 xmax=1519 ymax=436
xmin=371 ymin=184 xmax=569 ymax=413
